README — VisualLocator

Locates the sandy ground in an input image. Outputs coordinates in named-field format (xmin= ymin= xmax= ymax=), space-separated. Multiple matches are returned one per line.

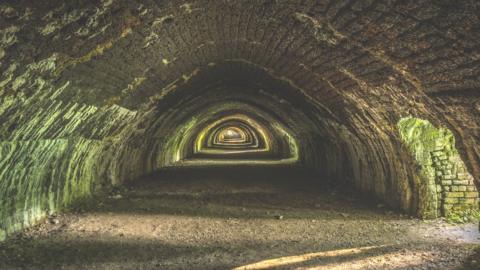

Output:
xmin=0 ymin=166 xmax=479 ymax=270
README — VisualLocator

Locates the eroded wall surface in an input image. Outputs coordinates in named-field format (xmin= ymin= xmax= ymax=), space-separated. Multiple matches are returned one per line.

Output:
xmin=1 ymin=0 xmax=479 ymax=239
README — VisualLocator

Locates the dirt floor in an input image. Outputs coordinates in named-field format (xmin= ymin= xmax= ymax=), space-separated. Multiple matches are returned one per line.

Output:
xmin=0 ymin=166 xmax=479 ymax=270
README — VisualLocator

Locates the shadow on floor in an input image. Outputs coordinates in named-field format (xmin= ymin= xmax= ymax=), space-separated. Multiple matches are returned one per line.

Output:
xmin=459 ymin=246 xmax=480 ymax=270
xmin=0 ymin=165 xmax=473 ymax=269
xmin=0 ymin=236 xmax=413 ymax=270
xmin=80 ymin=165 xmax=405 ymax=221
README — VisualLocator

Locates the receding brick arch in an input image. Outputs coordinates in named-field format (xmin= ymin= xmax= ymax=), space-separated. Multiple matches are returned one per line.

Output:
xmin=0 ymin=0 xmax=479 ymax=240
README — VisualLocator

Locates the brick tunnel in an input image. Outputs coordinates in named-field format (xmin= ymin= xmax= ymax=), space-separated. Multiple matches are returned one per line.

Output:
xmin=0 ymin=1 xmax=480 ymax=269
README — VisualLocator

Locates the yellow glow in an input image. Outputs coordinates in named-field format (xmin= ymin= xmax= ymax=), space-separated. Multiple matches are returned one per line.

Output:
xmin=232 ymin=245 xmax=387 ymax=270
xmin=217 ymin=127 xmax=248 ymax=143
xmin=194 ymin=114 xmax=272 ymax=154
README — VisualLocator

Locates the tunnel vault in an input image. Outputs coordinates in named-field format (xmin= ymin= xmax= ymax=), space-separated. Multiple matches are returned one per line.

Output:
xmin=1 ymin=0 xmax=480 ymax=240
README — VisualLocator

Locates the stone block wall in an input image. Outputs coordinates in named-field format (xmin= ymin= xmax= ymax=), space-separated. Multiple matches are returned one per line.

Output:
xmin=398 ymin=117 xmax=479 ymax=218
xmin=1 ymin=0 xmax=480 ymax=240
xmin=432 ymin=151 xmax=478 ymax=216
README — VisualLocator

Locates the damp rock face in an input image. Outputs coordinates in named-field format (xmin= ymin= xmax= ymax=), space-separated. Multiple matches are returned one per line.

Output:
xmin=0 ymin=0 xmax=479 ymax=239
xmin=398 ymin=117 xmax=478 ymax=219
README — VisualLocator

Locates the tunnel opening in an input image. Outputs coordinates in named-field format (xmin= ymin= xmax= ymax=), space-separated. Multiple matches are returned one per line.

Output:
xmin=121 ymin=61 xmax=415 ymax=213
xmin=1 ymin=1 xmax=480 ymax=268
xmin=1 ymin=59 xmax=478 ymax=244
xmin=217 ymin=127 xmax=245 ymax=142
xmin=117 ymin=60 xmax=477 ymax=222
xmin=190 ymin=114 xmax=274 ymax=160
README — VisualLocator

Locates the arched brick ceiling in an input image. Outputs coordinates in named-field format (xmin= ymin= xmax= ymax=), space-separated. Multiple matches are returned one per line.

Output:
xmin=0 ymin=0 xmax=479 ymax=238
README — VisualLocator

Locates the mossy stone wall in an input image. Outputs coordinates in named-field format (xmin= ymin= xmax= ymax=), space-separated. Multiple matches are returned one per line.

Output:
xmin=398 ymin=117 xmax=478 ymax=218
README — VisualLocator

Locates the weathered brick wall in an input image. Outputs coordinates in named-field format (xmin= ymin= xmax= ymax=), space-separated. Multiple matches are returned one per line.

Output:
xmin=432 ymin=147 xmax=478 ymax=216
xmin=398 ymin=117 xmax=478 ymax=218
xmin=429 ymin=94 xmax=480 ymax=215
xmin=0 ymin=0 xmax=479 ymax=238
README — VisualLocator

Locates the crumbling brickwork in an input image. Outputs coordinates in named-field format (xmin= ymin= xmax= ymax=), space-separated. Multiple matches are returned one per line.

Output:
xmin=0 ymin=0 xmax=479 ymax=239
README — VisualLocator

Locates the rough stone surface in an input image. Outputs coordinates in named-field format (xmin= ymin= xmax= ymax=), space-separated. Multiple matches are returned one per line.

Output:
xmin=0 ymin=0 xmax=479 ymax=238
xmin=398 ymin=117 xmax=478 ymax=218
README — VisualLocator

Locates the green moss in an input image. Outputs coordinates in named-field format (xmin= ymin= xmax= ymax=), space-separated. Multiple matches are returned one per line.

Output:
xmin=0 ymin=138 xmax=110 ymax=240
xmin=398 ymin=117 xmax=445 ymax=218
xmin=397 ymin=116 xmax=477 ymax=219
xmin=161 ymin=117 xmax=198 ymax=165
xmin=445 ymin=208 xmax=480 ymax=224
